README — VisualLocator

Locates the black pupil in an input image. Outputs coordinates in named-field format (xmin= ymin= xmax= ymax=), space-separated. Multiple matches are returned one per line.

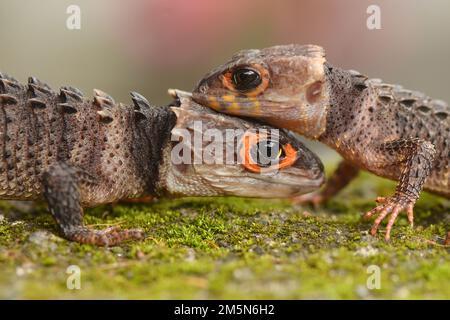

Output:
xmin=232 ymin=68 xmax=261 ymax=91
xmin=250 ymin=140 xmax=284 ymax=167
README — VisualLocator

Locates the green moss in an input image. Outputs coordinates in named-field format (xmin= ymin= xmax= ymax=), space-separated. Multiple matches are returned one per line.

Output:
xmin=0 ymin=172 xmax=448 ymax=299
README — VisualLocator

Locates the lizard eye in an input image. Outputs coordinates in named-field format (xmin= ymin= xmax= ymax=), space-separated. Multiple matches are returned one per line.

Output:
xmin=232 ymin=68 xmax=261 ymax=91
xmin=250 ymin=139 xmax=284 ymax=168
xmin=240 ymin=133 xmax=298 ymax=173
xmin=221 ymin=64 xmax=270 ymax=96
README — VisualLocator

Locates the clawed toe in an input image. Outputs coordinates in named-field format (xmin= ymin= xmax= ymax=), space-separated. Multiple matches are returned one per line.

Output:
xmin=364 ymin=196 xmax=415 ymax=241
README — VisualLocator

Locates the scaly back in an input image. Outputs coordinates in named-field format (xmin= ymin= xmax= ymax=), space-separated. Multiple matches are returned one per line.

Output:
xmin=0 ymin=73 xmax=164 ymax=203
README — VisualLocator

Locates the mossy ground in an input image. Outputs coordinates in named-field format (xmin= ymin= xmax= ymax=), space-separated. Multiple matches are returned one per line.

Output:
xmin=0 ymin=172 xmax=448 ymax=299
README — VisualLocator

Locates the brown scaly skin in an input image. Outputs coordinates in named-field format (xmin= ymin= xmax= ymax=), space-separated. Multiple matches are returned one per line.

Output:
xmin=192 ymin=44 xmax=449 ymax=241
xmin=0 ymin=73 xmax=324 ymax=246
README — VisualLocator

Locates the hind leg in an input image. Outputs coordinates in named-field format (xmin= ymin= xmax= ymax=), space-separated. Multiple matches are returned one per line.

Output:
xmin=42 ymin=162 xmax=145 ymax=246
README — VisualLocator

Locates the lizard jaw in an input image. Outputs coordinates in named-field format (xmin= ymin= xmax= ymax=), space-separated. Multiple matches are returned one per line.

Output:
xmin=191 ymin=91 xmax=328 ymax=139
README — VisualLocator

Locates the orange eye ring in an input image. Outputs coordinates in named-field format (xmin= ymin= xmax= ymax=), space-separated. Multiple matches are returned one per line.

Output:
xmin=240 ymin=133 xmax=298 ymax=173
xmin=221 ymin=64 xmax=270 ymax=97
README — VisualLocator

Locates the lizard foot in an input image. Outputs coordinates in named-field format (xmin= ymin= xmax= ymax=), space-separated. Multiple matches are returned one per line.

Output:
xmin=65 ymin=226 xmax=145 ymax=246
xmin=364 ymin=196 xmax=414 ymax=241
xmin=291 ymin=192 xmax=325 ymax=208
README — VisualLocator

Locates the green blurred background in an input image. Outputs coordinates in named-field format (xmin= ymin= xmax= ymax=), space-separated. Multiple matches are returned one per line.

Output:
xmin=1 ymin=0 xmax=449 ymax=162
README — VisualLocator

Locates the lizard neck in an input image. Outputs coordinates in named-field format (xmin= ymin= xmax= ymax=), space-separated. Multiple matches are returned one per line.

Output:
xmin=318 ymin=63 xmax=367 ymax=148
xmin=131 ymin=105 xmax=177 ymax=196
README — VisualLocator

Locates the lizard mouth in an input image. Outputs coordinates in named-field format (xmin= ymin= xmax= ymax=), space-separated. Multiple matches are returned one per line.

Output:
xmin=172 ymin=88 xmax=298 ymax=114
xmin=200 ymin=169 xmax=324 ymax=198
xmin=259 ymin=173 xmax=324 ymax=194
xmin=190 ymin=90 xmax=327 ymax=137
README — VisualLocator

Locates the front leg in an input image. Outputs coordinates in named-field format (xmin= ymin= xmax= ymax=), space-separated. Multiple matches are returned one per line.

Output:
xmin=364 ymin=139 xmax=436 ymax=240
xmin=42 ymin=163 xmax=145 ymax=246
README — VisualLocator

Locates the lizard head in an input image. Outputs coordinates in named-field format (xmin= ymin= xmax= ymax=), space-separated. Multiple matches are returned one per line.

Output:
xmin=192 ymin=44 xmax=329 ymax=139
xmin=159 ymin=90 xmax=325 ymax=198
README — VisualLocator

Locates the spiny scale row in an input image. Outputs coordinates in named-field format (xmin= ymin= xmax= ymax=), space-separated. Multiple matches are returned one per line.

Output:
xmin=349 ymin=70 xmax=448 ymax=121
xmin=0 ymin=72 xmax=153 ymax=123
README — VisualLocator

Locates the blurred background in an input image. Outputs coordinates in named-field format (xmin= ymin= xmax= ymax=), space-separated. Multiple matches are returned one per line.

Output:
xmin=0 ymin=0 xmax=449 ymax=162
